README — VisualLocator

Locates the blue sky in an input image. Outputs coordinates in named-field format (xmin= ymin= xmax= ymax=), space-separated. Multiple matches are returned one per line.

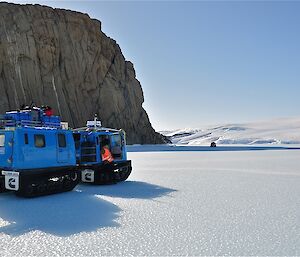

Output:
xmin=7 ymin=0 xmax=300 ymax=130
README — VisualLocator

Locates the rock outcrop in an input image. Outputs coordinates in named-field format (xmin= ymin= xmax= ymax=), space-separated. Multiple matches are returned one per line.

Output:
xmin=0 ymin=2 xmax=165 ymax=144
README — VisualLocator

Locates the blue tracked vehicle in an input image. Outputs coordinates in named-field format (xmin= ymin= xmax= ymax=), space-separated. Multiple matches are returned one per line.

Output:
xmin=73 ymin=119 xmax=132 ymax=185
xmin=0 ymin=108 xmax=79 ymax=197
xmin=0 ymin=108 xmax=132 ymax=197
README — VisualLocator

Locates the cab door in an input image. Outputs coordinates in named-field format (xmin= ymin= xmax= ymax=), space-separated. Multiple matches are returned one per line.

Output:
xmin=56 ymin=132 xmax=69 ymax=163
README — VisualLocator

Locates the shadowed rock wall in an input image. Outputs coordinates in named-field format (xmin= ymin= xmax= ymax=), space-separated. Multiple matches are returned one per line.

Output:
xmin=0 ymin=2 xmax=165 ymax=144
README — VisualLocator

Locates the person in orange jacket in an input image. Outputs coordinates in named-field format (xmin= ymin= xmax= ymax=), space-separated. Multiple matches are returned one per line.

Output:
xmin=101 ymin=139 xmax=114 ymax=163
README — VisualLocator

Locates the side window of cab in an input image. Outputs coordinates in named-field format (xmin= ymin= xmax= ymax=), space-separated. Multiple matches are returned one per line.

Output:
xmin=24 ymin=133 xmax=29 ymax=144
xmin=58 ymin=133 xmax=66 ymax=148
xmin=34 ymin=134 xmax=46 ymax=148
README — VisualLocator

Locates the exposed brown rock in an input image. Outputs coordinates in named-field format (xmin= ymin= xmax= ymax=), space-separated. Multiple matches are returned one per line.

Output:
xmin=0 ymin=2 xmax=165 ymax=144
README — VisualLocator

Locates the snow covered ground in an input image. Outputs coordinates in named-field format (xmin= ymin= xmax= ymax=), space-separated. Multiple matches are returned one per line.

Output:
xmin=161 ymin=117 xmax=300 ymax=146
xmin=0 ymin=147 xmax=299 ymax=256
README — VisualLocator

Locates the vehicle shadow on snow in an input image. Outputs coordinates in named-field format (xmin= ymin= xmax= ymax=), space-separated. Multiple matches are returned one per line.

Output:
xmin=78 ymin=181 xmax=177 ymax=199
xmin=0 ymin=189 xmax=119 ymax=237
xmin=0 ymin=181 xmax=175 ymax=237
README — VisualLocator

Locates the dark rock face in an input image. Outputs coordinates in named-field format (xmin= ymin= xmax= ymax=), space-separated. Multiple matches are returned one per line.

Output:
xmin=0 ymin=2 xmax=165 ymax=144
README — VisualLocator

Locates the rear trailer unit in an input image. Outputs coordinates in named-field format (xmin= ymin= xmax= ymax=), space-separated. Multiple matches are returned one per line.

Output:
xmin=0 ymin=108 xmax=79 ymax=197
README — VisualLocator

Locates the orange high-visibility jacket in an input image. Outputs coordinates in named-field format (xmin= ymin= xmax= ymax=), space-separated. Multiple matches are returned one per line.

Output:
xmin=101 ymin=146 xmax=114 ymax=163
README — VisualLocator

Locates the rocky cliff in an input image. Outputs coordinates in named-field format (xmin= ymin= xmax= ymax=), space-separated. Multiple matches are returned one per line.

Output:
xmin=0 ymin=2 xmax=165 ymax=144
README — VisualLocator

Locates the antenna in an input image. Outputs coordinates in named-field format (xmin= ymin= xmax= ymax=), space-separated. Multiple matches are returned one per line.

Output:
xmin=94 ymin=114 xmax=97 ymax=129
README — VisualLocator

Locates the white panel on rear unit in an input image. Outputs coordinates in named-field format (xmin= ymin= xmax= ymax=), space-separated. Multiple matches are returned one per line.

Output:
xmin=2 ymin=171 xmax=19 ymax=191
xmin=61 ymin=122 xmax=69 ymax=129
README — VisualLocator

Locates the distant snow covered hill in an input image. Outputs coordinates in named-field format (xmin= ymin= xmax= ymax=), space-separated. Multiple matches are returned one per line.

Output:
xmin=161 ymin=117 xmax=300 ymax=146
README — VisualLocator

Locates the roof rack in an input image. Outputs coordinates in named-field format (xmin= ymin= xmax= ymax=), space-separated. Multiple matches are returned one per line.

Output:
xmin=73 ymin=126 xmax=120 ymax=133
xmin=0 ymin=109 xmax=62 ymax=129
xmin=0 ymin=119 xmax=62 ymax=129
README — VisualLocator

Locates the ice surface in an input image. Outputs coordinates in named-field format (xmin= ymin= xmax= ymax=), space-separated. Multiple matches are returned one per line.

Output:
xmin=162 ymin=117 xmax=300 ymax=146
xmin=0 ymin=148 xmax=299 ymax=256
